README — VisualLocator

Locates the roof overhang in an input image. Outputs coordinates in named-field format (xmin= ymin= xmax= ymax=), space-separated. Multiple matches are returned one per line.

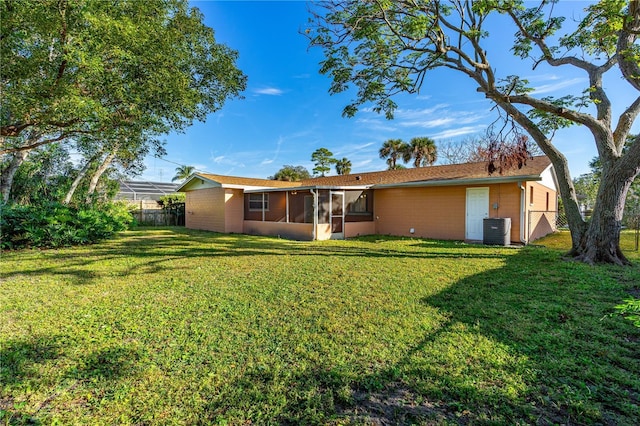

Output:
xmin=372 ymin=175 xmax=543 ymax=189
xmin=244 ymin=185 xmax=372 ymax=193
xmin=176 ymin=174 xmax=220 ymax=192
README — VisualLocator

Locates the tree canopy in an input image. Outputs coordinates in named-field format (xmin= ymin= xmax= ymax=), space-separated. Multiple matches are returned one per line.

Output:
xmin=172 ymin=165 xmax=196 ymax=183
xmin=271 ymin=165 xmax=311 ymax=182
xmin=379 ymin=139 xmax=407 ymax=170
xmin=402 ymin=137 xmax=438 ymax=167
xmin=335 ymin=157 xmax=352 ymax=175
xmin=308 ymin=0 xmax=640 ymax=264
xmin=311 ymin=148 xmax=337 ymax=177
xmin=1 ymin=0 xmax=246 ymax=202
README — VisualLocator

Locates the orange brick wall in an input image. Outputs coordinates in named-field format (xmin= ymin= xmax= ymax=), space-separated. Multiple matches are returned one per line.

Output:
xmin=374 ymin=183 xmax=524 ymax=242
xmin=185 ymin=187 xmax=225 ymax=232
xmin=488 ymin=183 xmax=522 ymax=243
xmin=526 ymin=182 xmax=558 ymax=241
xmin=224 ymin=189 xmax=245 ymax=233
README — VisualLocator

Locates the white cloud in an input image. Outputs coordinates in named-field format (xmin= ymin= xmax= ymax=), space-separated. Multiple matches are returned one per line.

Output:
xmin=210 ymin=154 xmax=245 ymax=168
xmin=430 ymin=125 xmax=486 ymax=139
xmin=354 ymin=117 xmax=397 ymax=132
xmin=530 ymin=77 xmax=586 ymax=95
xmin=394 ymin=104 xmax=449 ymax=120
xmin=254 ymin=87 xmax=284 ymax=96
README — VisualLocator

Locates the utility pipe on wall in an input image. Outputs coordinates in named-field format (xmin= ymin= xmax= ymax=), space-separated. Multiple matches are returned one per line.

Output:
xmin=519 ymin=181 xmax=527 ymax=245
xmin=311 ymin=189 xmax=318 ymax=241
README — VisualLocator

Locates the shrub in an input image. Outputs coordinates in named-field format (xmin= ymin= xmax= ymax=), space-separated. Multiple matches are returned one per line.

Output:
xmin=0 ymin=201 xmax=133 ymax=250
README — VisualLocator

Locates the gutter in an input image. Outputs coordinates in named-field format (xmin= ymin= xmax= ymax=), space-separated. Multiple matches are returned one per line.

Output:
xmin=374 ymin=175 xmax=542 ymax=189
xmin=311 ymin=188 xmax=318 ymax=241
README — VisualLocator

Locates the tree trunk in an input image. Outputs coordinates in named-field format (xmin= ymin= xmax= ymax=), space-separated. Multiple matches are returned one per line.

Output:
xmin=63 ymin=153 xmax=99 ymax=204
xmin=572 ymin=170 xmax=635 ymax=265
xmin=571 ymin=146 xmax=640 ymax=265
xmin=85 ymin=148 xmax=117 ymax=203
xmin=0 ymin=150 xmax=30 ymax=203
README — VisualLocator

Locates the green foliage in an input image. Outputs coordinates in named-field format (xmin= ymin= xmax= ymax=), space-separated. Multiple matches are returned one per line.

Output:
xmin=0 ymin=201 xmax=132 ymax=249
xmin=1 ymin=0 xmax=247 ymax=143
xmin=0 ymin=229 xmax=638 ymax=423
xmin=311 ymin=147 xmax=337 ymax=177
xmin=4 ymin=144 xmax=74 ymax=205
xmin=157 ymin=193 xmax=186 ymax=209
xmin=573 ymin=172 xmax=599 ymax=211
xmin=270 ymin=165 xmax=311 ymax=182
xmin=379 ymin=138 xmax=407 ymax=170
xmin=172 ymin=166 xmax=196 ymax=183
xmin=560 ymin=0 xmax=627 ymax=56
xmin=402 ymin=137 xmax=438 ymax=167
xmin=335 ymin=157 xmax=352 ymax=175
xmin=1 ymin=0 xmax=246 ymax=203
xmin=614 ymin=298 xmax=640 ymax=328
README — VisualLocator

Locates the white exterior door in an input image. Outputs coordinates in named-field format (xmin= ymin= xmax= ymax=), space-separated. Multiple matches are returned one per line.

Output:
xmin=466 ymin=188 xmax=489 ymax=240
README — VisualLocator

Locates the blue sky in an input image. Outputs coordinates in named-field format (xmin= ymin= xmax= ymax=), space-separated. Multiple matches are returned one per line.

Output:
xmin=140 ymin=0 xmax=638 ymax=182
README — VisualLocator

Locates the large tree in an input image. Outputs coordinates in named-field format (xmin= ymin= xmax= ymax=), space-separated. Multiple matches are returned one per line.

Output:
xmin=0 ymin=0 xmax=246 ymax=202
xmin=309 ymin=0 xmax=640 ymax=265
xmin=311 ymin=147 xmax=337 ymax=177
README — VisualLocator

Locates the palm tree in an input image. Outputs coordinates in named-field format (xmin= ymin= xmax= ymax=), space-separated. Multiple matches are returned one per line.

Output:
xmin=172 ymin=165 xmax=196 ymax=182
xmin=335 ymin=157 xmax=352 ymax=175
xmin=379 ymin=139 xmax=406 ymax=170
xmin=402 ymin=137 xmax=438 ymax=167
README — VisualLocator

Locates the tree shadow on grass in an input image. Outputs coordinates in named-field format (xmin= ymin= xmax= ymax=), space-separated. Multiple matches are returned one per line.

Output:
xmin=199 ymin=246 xmax=639 ymax=425
xmin=1 ymin=229 xmax=511 ymax=285
xmin=1 ymin=335 xmax=142 ymax=424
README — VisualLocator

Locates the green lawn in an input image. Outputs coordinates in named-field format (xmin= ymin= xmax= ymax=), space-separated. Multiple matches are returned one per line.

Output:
xmin=1 ymin=229 xmax=638 ymax=425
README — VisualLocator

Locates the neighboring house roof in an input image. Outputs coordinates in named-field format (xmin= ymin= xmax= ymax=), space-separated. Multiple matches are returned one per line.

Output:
xmin=179 ymin=156 xmax=553 ymax=192
xmin=116 ymin=181 xmax=181 ymax=200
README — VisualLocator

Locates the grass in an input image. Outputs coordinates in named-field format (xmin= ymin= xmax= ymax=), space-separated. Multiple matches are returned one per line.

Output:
xmin=1 ymin=228 xmax=638 ymax=425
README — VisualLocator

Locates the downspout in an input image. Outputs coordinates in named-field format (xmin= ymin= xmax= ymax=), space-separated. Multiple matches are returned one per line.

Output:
xmin=286 ymin=191 xmax=289 ymax=223
xmin=519 ymin=182 xmax=527 ymax=244
xmin=311 ymin=188 xmax=318 ymax=241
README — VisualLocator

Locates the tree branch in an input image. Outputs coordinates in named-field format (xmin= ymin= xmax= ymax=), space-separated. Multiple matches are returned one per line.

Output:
xmin=0 ymin=133 xmax=71 ymax=155
xmin=613 ymin=95 xmax=640 ymax=151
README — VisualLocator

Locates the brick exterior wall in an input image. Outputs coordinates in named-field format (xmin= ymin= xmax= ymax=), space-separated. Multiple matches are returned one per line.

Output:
xmin=224 ymin=189 xmax=244 ymax=233
xmin=185 ymin=187 xmax=225 ymax=232
xmin=374 ymin=183 xmax=523 ymax=243
xmin=526 ymin=181 xmax=558 ymax=241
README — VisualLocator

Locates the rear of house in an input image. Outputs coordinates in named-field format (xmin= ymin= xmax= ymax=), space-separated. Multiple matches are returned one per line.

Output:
xmin=178 ymin=156 xmax=558 ymax=244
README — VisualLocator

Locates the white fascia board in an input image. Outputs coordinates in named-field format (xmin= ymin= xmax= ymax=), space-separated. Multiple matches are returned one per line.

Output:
xmin=243 ymin=185 xmax=372 ymax=193
xmin=373 ymin=175 xmax=542 ymax=189
xmin=177 ymin=175 xmax=222 ymax=192
xmin=220 ymin=184 xmax=290 ymax=191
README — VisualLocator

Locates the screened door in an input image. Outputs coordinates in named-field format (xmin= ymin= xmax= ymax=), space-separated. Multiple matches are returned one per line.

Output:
xmin=330 ymin=191 xmax=344 ymax=239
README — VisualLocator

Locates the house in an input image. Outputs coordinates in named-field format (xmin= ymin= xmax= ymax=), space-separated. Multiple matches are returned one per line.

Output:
xmin=177 ymin=156 xmax=558 ymax=244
